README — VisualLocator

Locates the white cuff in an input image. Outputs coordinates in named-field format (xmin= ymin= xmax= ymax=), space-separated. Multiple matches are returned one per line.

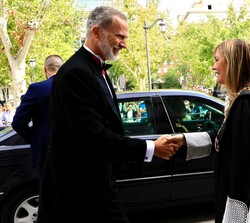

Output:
xmin=183 ymin=132 xmax=212 ymax=161
xmin=144 ymin=140 xmax=154 ymax=162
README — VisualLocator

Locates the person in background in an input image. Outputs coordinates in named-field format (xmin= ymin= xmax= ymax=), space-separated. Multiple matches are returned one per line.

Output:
xmin=124 ymin=103 xmax=137 ymax=122
xmin=138 ymin=101 xmax=148 ymax=122
xmin=211 ymin=39 xmax=250 ymax=223
xmin=11 ymin=54 xmax=64 ymax=180
xmin=2 ymin=101 xmax=15 ymax=126
xmin=0 ymin=104 xmax=5 ymax=127
xmin=213 ymin=81 xmax=220 ymax=98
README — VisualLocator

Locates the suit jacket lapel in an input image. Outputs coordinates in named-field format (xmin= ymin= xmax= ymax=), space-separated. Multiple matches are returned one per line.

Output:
xmin=96 ymin=75 xmax=121 ymax=121
xmin=82 ymin=47 xmax=121 ymax=121
xmin=105 ymin=74 xmax=122 ymax=120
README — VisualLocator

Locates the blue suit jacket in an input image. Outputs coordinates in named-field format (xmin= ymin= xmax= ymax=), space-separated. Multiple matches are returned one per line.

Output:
xmin=12 ymin=76 xmax=55 ymax=170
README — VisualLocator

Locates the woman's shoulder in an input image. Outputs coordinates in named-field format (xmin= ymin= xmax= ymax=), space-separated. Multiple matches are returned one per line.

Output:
xmin=239 ymin=88 xmax=250 ymax=97
xmin=230 ymin=90 xmax=250 ymax=116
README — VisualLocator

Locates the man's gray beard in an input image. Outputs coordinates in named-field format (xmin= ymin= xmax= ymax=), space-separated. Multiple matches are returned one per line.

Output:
xmin=100 ymin=36 xmax=120 ymax=61
xmin=102 ymin=48 xmax=119 ymax=61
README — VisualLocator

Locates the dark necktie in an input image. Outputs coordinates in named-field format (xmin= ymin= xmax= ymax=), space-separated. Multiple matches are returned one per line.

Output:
xmin=102 ymin=63 xmax=112 ymax=77
xmin=89 ymin=53 xmax=113 ymax=95
xmin=89 ymin=52 xmax=112 ymax=73
xmin=103 ymin=63 xmax=112 ymax=70
xmin=89 ymin=53 xmax=121 ymax=119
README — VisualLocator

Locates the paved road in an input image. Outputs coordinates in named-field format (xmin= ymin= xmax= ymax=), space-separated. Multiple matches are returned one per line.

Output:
xmin=128 ymin=202 xmax=215 ymax=223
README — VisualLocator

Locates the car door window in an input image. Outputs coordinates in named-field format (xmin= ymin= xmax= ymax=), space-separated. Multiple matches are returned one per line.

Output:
xmin=118 ymin=96 xmax=176 ymax=136
xmin=118 ymin=99 xmax=154 ymax=136
xmin=164 ymin=98 xmax=189 ymax=133
xmin=163 ymin=97 xmax=224 ymax=133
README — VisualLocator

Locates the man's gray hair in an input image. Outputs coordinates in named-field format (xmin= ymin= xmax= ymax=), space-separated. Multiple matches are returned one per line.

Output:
xmin=86 ymin=6 xmax=127 ymax=38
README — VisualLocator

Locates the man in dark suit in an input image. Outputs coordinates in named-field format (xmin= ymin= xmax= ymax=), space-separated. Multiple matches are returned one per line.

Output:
xmin=37 ymin=6 xmax=180 ymax=223
xmin=11 ymin=54 xmax=64 ymax=180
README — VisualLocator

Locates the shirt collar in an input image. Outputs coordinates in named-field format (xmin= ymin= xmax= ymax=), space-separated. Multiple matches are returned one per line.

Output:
xmin=84 ymin=45 xmax=105 ymax=67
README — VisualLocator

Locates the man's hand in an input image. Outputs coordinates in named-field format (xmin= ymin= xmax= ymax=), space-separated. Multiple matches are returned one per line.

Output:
xmin=168 ymin=134 xmax=186 ymax=147
xmin=154 ymin=135 xmax=180 ymax=160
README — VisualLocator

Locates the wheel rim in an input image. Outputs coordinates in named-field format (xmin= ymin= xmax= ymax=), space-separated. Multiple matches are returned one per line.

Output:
xmin=14 ymin=195 xmax=39 ymax=223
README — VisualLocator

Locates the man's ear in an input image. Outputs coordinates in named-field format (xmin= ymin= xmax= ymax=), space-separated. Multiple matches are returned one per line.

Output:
xmin=92 ymin=26 xmax=101 ymax=39
xmin=44 ymin=67 xmax=49 ymax=79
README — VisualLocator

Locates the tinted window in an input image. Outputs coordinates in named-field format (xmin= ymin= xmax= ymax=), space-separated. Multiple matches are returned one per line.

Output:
xmin=118 ymin=98 xmax=154 ymax=136
xmin=118 ymin=96 xmax=175 ymax=136
xmin=163 ymin=96 xmax=224 ymax=133
xmin=118 ymin=94 xmax=224 ymax=136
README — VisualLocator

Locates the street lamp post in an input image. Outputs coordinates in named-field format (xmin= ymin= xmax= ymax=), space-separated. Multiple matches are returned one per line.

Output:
xmin=30 ymin=58 xmax=36 ymax=83
xmin=144 ymin=19 xmax=166 ymax=90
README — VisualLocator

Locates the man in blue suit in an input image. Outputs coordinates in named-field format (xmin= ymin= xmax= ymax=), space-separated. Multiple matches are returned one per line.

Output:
xmin=12 ymin=54 xmax=64 ymax=180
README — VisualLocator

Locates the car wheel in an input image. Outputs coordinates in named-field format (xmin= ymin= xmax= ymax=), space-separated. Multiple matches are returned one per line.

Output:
xmin=1 ymin=186 xmax=39 ymax=223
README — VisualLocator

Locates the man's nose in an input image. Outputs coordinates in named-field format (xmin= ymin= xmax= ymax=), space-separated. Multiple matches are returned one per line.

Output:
xmin=120 ymin=41 xmax=127 ymax=49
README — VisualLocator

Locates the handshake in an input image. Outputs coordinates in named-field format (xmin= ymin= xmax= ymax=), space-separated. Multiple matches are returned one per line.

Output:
xmin=154 ymin=134 xmax=185 ymax=160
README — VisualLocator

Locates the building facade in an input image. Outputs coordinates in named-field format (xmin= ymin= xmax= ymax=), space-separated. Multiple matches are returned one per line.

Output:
xmin=182 ymin=0 xmax=248 ymax=23
xmin=75 ymin=0 xmax=113 ymax=10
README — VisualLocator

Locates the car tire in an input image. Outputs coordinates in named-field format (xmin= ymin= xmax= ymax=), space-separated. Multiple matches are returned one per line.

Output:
xmin=1 ymin=185 xmax=39 ymax=223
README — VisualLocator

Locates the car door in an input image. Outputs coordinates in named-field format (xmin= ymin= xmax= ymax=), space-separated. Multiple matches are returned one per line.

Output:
xmin=115 ymin=93 xmax=224 ymax=212
xmin=0 ymin=128 xmax=36 ymax=194
xmin=162 ymin=95 xmax=224 ymax=201
xmin=115 ymin=95 xmax=174 ymax=212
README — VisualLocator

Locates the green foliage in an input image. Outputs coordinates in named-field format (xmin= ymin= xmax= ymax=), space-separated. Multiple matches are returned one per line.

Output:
xmin=169 ymin=2 xmax=250 ymax=90
xmin=159 ymin=70 xmax=181 ymax=89
xmin=111 ymin=0 xmax=170 ymax=90
xmin=28 ymin=0 xmax=84 ymax=81
xmin=1 ymin=0 xmax=84 ymax=84
xmin=0 ymin=56 xmax=12 ymax=87
xmin=6 ymin=0 xmax=42 ymax=55
xmin=2 ymin=0 xmax=250 ymax=93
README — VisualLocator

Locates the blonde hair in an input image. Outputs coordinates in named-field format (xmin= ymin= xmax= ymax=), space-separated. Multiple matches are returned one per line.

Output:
xmin=214 ymin=39 xmax=250 ymax=116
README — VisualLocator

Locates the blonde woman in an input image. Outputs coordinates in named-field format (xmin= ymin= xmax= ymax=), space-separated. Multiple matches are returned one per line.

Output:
xmin=212 ymin=39 xmax=250 ymax=223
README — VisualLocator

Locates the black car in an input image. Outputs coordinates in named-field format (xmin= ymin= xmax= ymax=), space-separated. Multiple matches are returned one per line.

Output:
xmin=0 ymin=90 xmax=224 ymax=223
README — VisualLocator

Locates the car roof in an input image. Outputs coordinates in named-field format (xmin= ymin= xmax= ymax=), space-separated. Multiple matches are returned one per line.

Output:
xmin=117 ymin=89 xmax=225 ymax=106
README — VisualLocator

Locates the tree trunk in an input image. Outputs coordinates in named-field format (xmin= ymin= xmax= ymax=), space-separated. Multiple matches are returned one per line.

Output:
xmin=11 ymin=62 xmax=27 ymax=108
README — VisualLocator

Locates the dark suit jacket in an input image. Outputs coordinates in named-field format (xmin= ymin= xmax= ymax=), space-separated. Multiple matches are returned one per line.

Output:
xmin=37 ymin=46 xmax=147 ymax=223
xmin=214 ymin=90 xmax=250 ymax=222
xmin=12 ymin=76 xmax=55 ymax=173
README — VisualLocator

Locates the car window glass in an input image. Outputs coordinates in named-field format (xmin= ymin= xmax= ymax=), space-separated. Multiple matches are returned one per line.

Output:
xmin=118 ymin=99 xmax=154 ymax=136
xmin=163 ymin=97 xmax=224 ymax=133
xmin=164 ymin=98 xmax=189 ymax=133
